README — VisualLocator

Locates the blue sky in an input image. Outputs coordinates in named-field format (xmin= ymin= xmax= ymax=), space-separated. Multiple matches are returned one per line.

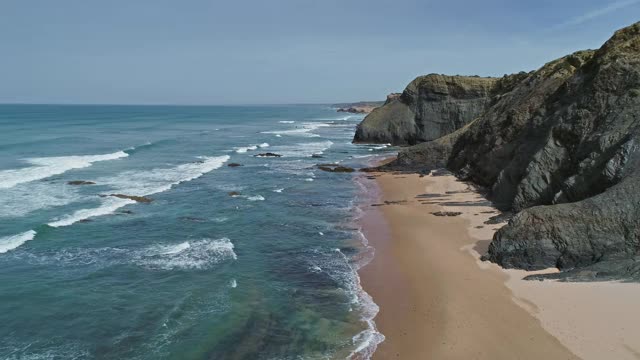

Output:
xmin=0 ymin=0 xmax=638 ymax=105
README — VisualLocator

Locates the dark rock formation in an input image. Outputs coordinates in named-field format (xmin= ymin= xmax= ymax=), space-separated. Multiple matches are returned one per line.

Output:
xmin=431 ymin=211 xmax=462 ymax=217
xmin=101 ymin=194 xmax=153 ymax=203
xmin=316 ymin=164 xmax=355 ymax=173
xmin=353 ymin=74 xmax=528 ymax=145
xmin=378 ymin=22 xmax=640 ymax=280
xmin=68 ymin=180 xmax=95 ymax=185
xmin=334 ymin=100 xmax=385 ymax=114
xmin=228 ymin=191 xmax=241 ymax=197
xmin=337 ymin=107 xmax=369 ymax=114
xmin=255 ymin=153 xmax=282 ymax=158
xmin=228 ymin=163 xmax=243 ymax=167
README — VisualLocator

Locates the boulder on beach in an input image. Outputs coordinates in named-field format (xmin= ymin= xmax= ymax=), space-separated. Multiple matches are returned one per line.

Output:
xmin=431 ymin=211 xmax=462 ymax=217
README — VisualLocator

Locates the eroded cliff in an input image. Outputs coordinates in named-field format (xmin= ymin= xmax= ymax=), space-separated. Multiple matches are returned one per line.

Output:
xmin=353 ymin=75 xmax=519 ymax=145
xmin=377 ymin=22 xmax=640 ymax=280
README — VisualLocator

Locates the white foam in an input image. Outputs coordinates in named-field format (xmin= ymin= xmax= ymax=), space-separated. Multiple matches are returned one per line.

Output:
xmin=305 ymin=178 xmax=314 ymax=182
xmin=246 ymin=195 xmax=265 ymax=201
xmin=48 ymin=197 xmax=135 ymax=227
xmin=278 ymin=121 xmax=295 ymax=124
xmin=234 ymin=143 xmax=269 ymax=153
xmin=157 ymin=241 xmax=191 ymax=255
xmin=97 ymin=155 xmax=230 ymax=197
xmin=137 ymin=238 xmax=237 ymax=270
xmin=261 ymin=122 xmax=331 ymax=137
xmin=0 ymin=181 xmax=81 ymax=218
xmin=270 ymin=140 xmax=334 ymax=158
xmin=0 ymin=230 xmax=37 ymax=253
xmin=230 ymin=279 xmax=238 ymax=288
xmin=273 ymin=188 xmax=284 ymax=193
xmin=47 ymin=155 xmax=230 ymax=227
xmin=0 ymin=151 xmax=129 ymax=189
xmin=235 ymin=145 xmax=258 ymax=153
xmin=371 ymin=144 xmax=391 ymax=150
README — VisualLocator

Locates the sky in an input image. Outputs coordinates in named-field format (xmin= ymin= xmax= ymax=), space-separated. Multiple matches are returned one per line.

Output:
xmin=0 ymin=0 xmax=638 ymax=105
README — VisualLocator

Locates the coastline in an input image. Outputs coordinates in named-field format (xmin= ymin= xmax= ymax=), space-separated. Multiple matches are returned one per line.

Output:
xmin=357 ymin=165 xmax=640 ymax=359
xmin=357 ymin=168 xmax=578 ymax=359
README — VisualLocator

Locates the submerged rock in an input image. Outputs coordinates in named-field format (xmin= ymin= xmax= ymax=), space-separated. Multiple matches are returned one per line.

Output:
xmin=102 ymin=194 xmax=153 ymax=203
xmin=227 ymin=163 xmax=243 ymax=167
xmin=316 ymin=164 xmax=355 ymax=173
xmin=254 ymin=153 xmax=282 ymax=158
xmin=228 ymin=191 xmax=241 ymax=197
xmin=67 ymin=180 xmax=95 ymax=185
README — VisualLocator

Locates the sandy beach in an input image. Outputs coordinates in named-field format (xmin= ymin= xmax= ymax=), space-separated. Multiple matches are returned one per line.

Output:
xmin=358 ymin=169 xmax=640 ymax=360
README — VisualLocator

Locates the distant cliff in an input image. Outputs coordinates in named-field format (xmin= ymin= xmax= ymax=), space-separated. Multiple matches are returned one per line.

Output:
xmin=376 ymin=22 xmax=640 ymax=281
xmin=352 ymin=75 xmax=527 ymax=145
xmin=333 ymin=100 xmax=386 ymax=114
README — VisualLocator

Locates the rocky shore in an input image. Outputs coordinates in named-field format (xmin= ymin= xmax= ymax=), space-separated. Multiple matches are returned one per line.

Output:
xmin=355 ymin=22 xmax=640 ymax=281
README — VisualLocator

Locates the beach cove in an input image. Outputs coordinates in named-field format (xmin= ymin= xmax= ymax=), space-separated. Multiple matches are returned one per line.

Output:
xmin=357 ymin=166 xmax=640 ymax=360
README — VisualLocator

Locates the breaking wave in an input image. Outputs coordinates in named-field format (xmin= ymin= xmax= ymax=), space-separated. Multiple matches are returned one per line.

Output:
xmin=0 ymin=150 xmax=128 ymax=189
xmin=0 ymin=230 xmax=37 ymax=254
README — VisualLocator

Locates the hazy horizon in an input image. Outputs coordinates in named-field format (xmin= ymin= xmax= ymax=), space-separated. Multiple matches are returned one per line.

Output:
xmin=1 ymin=0 xmax=639 ymax=105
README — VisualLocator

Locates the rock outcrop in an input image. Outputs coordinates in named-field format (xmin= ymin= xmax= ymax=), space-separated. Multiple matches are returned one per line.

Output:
xmin=352 ymin=75 xmax=527 ymax=145
xmin=334 ymin=100 xmax=385 ymax=114
xmin=379 ymin=22 xmax=640 ymax=280
xmin=67 ymin=180 xmax=95 ymax=185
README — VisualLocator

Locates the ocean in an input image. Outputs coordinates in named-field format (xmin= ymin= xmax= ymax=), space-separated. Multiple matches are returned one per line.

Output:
xmin=0 ymin=104 xmax=392 ymax=359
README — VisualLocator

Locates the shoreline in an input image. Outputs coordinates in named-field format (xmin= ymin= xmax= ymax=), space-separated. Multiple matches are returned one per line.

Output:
xmin=357 ymin=170 xmax=578 ymax=359
xmin=357 ymin=167 xmax=640 ymax=359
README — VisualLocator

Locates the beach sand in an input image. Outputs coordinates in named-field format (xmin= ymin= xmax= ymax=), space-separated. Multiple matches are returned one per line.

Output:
xmin=358 ymin=170 xmax=640 ymax=359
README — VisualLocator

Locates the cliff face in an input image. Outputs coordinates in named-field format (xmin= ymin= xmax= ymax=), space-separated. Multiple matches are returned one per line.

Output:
xmin=353 ymin=75 xmax=509 ymax=145
xmin=380 ymin=22 xmax=640 ymax=280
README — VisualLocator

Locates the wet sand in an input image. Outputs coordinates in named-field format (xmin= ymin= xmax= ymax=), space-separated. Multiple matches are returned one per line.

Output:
xmin=358 ymin=171 xmax=578 ymax=359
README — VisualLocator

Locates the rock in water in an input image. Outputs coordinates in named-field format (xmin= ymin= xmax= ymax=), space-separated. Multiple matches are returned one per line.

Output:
xmin=102 ymin=194 xmax=153 ymax=203
xmin=316 ymin=164 xmax=355 ymax=173
xmin=254 ymin=153 xmax=282 ymax=158
xmin=227 ymin=163 xmax=243 ymax=167
xmin=67 ymin=180 xmax=95 ymax=185
xmin=378 ymin=22 xmax=640 ymax=280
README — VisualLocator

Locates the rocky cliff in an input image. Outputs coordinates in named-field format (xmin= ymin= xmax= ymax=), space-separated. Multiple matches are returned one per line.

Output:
xmin=379 ymin=22 xmax=640 ymax=281
xmin=352 ymin=75 xmax=522 ymax=145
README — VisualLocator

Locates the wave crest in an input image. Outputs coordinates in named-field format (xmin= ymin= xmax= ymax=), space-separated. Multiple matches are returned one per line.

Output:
xmin=0 ymin=151 xmax=128 ymax=189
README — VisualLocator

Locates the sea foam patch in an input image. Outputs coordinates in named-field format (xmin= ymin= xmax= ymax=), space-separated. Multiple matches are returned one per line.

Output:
xmin=136 ymin=238 xmax=237 ymax=270
xmin=0 ymin=181 xmax=82 ymax=218
xmin=0 ymin=230 xmax=37 ymax=254
xmin=261 ymin=122 xmax=331 ymax=138
xmin=0 ymin=150 xmax=129 ymax=189
xmin=270 ymin=140 xmax=333 ymax=158
xmin=47 ymin=197 xmax=136 ymax=228
xmin=46 ymin=155 xmax=230 ymax=227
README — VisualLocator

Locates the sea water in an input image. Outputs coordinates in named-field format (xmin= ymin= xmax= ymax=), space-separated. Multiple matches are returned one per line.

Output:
xmin=0 ymin=104 xmax=392 ymax=359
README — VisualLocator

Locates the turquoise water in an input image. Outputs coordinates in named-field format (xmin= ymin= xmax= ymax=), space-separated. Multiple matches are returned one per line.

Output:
xmin=0 ymin=104 xmax=392 ymax=359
